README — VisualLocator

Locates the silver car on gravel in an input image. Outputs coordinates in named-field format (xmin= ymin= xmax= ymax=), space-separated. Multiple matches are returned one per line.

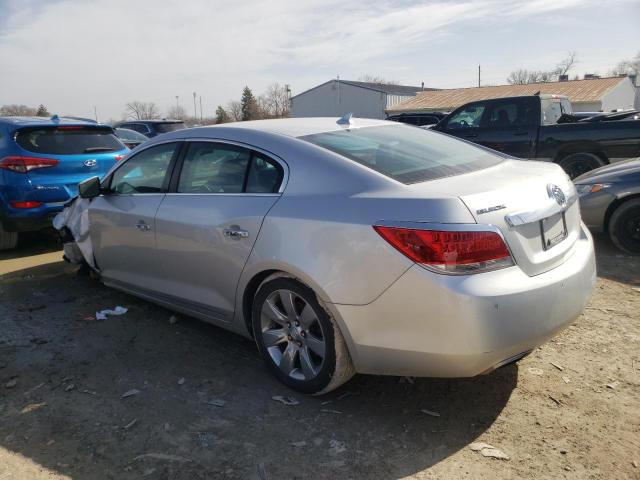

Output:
xmin=74 ymin=117 xmax=596 ymax=394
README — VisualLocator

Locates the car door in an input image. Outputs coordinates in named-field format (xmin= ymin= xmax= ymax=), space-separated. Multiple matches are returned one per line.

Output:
xmin=154 ymin=141 xmax=285 ymax=323
xmin=89 ymin=141 xmax=181 ymax=291
xmin=475 ymin=98 xmax=538 ymax=158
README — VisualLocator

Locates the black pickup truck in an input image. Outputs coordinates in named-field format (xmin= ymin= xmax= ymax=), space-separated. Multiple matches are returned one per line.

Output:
xmin=432 ymin=94 xmax=640 ymax=178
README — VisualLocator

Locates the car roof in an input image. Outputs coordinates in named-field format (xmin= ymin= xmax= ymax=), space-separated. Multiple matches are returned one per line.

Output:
xmin=0 ymin=116 xmax=108 ymax=128
xmin=191 ymin=117 xmax=395 ymax=138
xmin=120 ymin=119 xmax=183 ymax=124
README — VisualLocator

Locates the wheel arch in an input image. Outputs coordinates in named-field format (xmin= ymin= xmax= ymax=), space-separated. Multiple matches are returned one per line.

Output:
xmin=554 ymin=142 xmax=609 ymax=165
xmin=604 ymin=193 xmax=640 ymax=233
xmin=237 ymin=264 xmax=360 ymax=366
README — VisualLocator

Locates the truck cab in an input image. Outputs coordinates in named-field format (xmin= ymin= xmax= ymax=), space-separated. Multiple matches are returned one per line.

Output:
xmin=434 ymin=94 xmax=572 ymax=159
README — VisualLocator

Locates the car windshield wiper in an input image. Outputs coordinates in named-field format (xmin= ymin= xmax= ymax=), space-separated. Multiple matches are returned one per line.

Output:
xmin=84 ymin=147 xmax=115 ymax=153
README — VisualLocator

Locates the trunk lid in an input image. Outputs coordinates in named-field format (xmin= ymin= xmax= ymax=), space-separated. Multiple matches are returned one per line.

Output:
xmin=409 ymin=159 xmax=580 ymax=276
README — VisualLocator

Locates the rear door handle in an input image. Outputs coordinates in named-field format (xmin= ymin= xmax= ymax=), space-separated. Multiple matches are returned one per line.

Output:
xmin=224 ymin=227 xmax=249 ymax=239
xmin=135 ymin=221 xmax=151 ymax=232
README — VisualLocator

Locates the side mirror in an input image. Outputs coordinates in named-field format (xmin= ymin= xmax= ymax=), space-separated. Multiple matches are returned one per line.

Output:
xmin=78 ymin=176 xmax=101 ymax=199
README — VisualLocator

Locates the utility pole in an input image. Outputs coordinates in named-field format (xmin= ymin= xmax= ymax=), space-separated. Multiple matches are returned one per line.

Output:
xmin=199 ymin=96 xmax=203 ymax=123
xmin=192 ymin=92 xmax=197 ymax=120
xmin=478 ymin=64 xmax=481 ymax=88
xmin=94 ymin=106 xmax=98 ymax=122
xmin=175 ymin=95 xmax=179 ymax=110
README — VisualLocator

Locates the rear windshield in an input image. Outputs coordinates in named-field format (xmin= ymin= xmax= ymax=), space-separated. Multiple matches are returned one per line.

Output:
xmin=116 ymin=128 xmax=148 ymax=142
xmin=302 ymin=124 xmax=503 ymax=184
xmin=154 ymin=122 xmax=185 ymax=134
xmin=15 ymin=127 xmax=124 ymax=155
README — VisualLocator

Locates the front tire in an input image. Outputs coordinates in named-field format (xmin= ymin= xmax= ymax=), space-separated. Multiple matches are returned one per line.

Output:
xmin=609 ymin=198 xmax=640 ymax=255
xmin=558 ymin=152 xmax=604 ymax=179
xmin=252 ymin=277 xmax=355 ymax=395
xmin=0 ymin=222 xmax=18 ymax=251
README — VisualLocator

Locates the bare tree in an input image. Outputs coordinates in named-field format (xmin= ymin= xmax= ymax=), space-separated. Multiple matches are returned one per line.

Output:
xmin=357 ymin=74 xmax=399 ymax=85
xmin=555 ymin=51 xmax=577 ymax=76
xmin=226 ymin=101 xmax=242 ymax=122
xmin=167 ymin=105 xmax=186 ymax=120
xmin=125 ymin=101 xmax=160 ymax=120
xmin=507 ymin=52 xmax=578 ymax=84
xmin=260 ymin=83 xmax=290 ymax=118
xmin=610 ymin=51 xmax=640 ymax=77
xmin=1 ymin=104 xmax=37 ymax=116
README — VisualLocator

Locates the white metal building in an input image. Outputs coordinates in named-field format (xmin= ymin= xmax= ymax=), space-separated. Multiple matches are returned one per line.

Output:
xmin=290 ymin=80 xmax=435 ymax=119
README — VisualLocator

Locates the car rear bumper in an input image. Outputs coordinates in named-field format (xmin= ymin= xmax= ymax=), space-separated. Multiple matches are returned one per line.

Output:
xmin=331 ymin=223 xmax=596 ymax=377
xmin=1 ymin=205 xmax=62 ymax=232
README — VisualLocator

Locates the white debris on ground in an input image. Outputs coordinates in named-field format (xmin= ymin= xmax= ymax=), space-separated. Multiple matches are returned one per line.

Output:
xmin=469 ymin=442 xmax=510 ymax=460
xmin=272 ymin=395 xmax=299 ymax=406
xmin=95 ymin=306 xmax=128 ymax=321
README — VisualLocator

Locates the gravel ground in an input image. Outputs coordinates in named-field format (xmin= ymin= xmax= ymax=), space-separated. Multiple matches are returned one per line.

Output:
xmin=0 ymin=232 xmax=638 ymax=480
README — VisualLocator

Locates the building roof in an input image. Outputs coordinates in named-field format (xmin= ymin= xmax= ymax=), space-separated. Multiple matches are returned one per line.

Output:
xmin=292 ymin=79 xmax=436 ymax=99
xmin=388 ymin=76 xmax=631 ymax=113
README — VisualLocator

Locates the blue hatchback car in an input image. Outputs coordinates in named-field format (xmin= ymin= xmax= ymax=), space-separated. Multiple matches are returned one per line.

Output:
xmin=0 ymin=116 xmax=128 ymax=249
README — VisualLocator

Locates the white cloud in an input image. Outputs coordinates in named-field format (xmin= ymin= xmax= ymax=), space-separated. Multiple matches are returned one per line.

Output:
xmin=0 ymin=0 xmax=634 ymax=120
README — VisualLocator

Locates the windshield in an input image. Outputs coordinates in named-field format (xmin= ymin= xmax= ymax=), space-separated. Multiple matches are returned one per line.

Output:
xmin=154 ymin=122 xmax=185 ymax=133
xmin=302 ymin=125 xmax=503 ymax=184
xmin=15 ymin=126 xmax=124 ymax=155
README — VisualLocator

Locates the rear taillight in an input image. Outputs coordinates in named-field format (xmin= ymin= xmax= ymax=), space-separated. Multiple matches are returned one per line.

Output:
xmin=0 ymin=156 xmax=59 ymax=173
xmin=10 ymin=201 xmax=43 ymax=209
xmin=374 ymin=225 xmax=514 ymax=274
xmin=114 ymin=154 xmax=125 ymax=161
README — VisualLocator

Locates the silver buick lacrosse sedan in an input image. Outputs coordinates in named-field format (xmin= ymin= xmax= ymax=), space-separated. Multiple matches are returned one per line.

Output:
xmin=71 ymin=117 xmax=596 ymax=394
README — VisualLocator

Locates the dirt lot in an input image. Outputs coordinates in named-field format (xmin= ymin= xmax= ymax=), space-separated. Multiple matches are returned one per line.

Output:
xmin=0 ymin=232 xmax=638 ymax=480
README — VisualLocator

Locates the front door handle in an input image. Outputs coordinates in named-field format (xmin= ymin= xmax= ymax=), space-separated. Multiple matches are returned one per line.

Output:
xmin=135 ymin=221 xmax=151 ymax=232
xmin=224 ymin=227 xmax=249 ymax=239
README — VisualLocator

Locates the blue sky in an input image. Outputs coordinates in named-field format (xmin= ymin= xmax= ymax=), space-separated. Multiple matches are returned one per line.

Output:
xmin=0 ymin=0 xmax=638 ymax=121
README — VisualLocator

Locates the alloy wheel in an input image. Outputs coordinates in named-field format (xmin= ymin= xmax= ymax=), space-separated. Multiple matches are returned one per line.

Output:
xmin=260 ymin=289 xmax=327 ymax=381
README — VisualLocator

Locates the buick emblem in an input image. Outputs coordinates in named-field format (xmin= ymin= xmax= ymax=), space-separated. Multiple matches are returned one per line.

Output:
xmin=547 ymin=184 xmax=566 ymax=207
xmin=83 ymin=159 xmax=97 ymax=167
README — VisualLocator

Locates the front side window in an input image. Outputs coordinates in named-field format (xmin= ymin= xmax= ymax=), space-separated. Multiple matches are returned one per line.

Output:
xmin=109 ymin=142 xmax=178 ymax=194
xmin=302 ymin=124 xmax=503 ymax=184
xmin=445 ymin=104 xmax=485 ymax=129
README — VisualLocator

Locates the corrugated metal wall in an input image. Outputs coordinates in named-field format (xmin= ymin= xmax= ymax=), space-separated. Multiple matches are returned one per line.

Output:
xmin=385 ymin=94 xmax=417 ymax=110
xmin=291 ymin=81 xmax=387 ymax=119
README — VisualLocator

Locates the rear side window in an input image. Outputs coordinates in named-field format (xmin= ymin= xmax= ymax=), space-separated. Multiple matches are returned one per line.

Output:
xmin=177 ymin=142 xmax=284 ymax=194
xmin=15 ymin=127 xmax=123 ymax=155
xmin=178 ymin=143 xmax=250 ymax=193
xmin=154 ymin=122 xmax=185 ymax=134
xmin=302 ymin=124 xmax=503 ymax=184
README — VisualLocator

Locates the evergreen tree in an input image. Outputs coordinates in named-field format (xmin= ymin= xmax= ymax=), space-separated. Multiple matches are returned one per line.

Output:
xmin=240 ymin=86 xmax=258 ymax=121
xmin=215 ymin=105 xmax=230 ymax=123
xmin=36 ymin=104 xmax=50 ymax=116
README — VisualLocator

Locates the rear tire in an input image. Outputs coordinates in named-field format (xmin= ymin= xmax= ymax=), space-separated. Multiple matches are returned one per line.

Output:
xmin=0 ymin=222 xmax=18 ymax=251
xmin=558 ymin=152 xmax=604 ymax=179
xmin=609 ymin=198 xmax=640 ymax=256
xmin=252 ymin=277 xmax=355 ymax=395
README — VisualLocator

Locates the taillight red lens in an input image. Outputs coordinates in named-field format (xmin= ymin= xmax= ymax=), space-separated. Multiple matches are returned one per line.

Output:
xmin=10 ymin=201 xmax=43 ymax=209
xmin=0 ymin=156 xmax=59 ymax=173
xmin=374 ymin=226 xmax=513 ymax=274
xmin=114 ymin=154 xmax=125 ymax=161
